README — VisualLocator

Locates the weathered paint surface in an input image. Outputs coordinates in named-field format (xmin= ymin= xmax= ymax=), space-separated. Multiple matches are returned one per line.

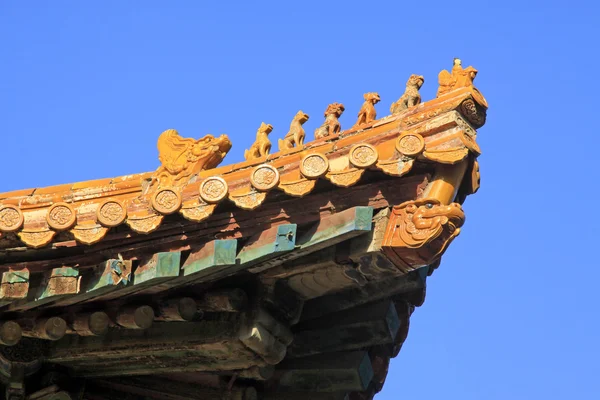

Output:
xmin=237 ymin=224 xmax=297 ymax=265
xmin=183 ymin=239 xmax=237 ymax=277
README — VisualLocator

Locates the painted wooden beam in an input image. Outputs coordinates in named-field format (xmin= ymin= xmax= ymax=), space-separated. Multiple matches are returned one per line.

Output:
xmin=299 ymin=266 xmax=428 ymax=321
xmin=72 ymin=357 xmax=264 ymax=378
xmin=9 ymin=267 xmax=80 ymax=312
xmin=47 ymin=317 xmax=247 ymax=364
xmin=237 ymin=224 xmax=297 ymax=266
xmin=277 ymin=351 xmax=374 ymax=393
xmin=39 ymin=259 xmax=132 ymax=308
xmin=0 ymin=268 xmax=30 ymax=307
xmin=117 ymin=239 xmax=237 ymax=294
xmin=297 ymin=206 xmax=373 ymax=249
xmin=84 ymin=252 xmax=181 ymax=301
xmin=249 ymin=207 xmax=373 ymax=274
xmin=261 ymin=209 xmax=392 ymax=304
xmin=182 ymin=239 xmax=238 ymax=280
xmin=289 ymin=300 xmax=400 ymax=358
xmin=37 ymin=267 xmax=80 ymax=301
xmin=130 ymin=251 xmax=181 ymax=294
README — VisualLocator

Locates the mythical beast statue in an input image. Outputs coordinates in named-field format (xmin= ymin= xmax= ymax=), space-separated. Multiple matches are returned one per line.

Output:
xmin=383 ymin=199 xmax=465 ymax=269
xmin=153 ymin=129 xmax=232 ymax=187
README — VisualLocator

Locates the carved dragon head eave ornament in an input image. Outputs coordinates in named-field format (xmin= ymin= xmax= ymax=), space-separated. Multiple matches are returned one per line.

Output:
xmin=153 ymin=129 xmax=232 ymax=188
xmin=382 ymin=198 xmax=466 ymax=269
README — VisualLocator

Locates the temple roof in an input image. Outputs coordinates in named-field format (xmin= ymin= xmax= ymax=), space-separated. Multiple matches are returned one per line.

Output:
xmin=0 ymin=85 xmax=484 ymax=253
xmin=0 ymin=59 xmax=487 ymax=400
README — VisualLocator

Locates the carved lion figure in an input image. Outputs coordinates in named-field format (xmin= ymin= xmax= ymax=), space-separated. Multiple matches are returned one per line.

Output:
xmin=154 ymin=129 xmax=232 ymax=187
xmin=353 ymin=92 xmax=381 ymax=129
xmin=279 ymin=111 xmax=310 ymax=151
xmin=244 ymin=122 xmax=273 ymax=161
xmin=390 ymin=74 xmax=424 ymax=115
xmin=314 ymin=103 xmax=345 ymax=139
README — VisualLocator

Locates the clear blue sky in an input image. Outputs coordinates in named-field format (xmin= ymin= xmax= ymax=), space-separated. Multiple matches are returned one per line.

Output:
xmin=2 ymin=1 xmax=599 ymax=399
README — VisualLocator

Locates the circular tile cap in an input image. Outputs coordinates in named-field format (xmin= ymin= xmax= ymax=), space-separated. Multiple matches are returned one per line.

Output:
xmin=0 ymin=205 xmax=24 ymax=232
xmin=200 ymin=177 xmax=229 ymax=203
xmin=349 ymin=143 xmax=379 ymax=168
xmin=250 ymin=164 xmax=280 ymax=191
xmin=152 ymin=188 xmax=182 ymax=215
xmin=97 ymin=199 xmax=127 ymax=227
xmin=396 ymin=132 xmax=425 ymax=157
xmin=47 ymin=202 xmax=77 ymax=231
xmin=300 ymin=153 xmax=329 ymax=179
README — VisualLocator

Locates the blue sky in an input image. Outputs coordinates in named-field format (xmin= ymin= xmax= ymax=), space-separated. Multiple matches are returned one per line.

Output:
xmin=1 ymin=1 xmax=599 ymax=398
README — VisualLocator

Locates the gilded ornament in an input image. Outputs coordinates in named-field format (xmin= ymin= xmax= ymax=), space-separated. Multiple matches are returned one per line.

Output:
xmin=390 ymin=75 xmax=424 ymax=115
xmin=404 ymin=109 xmax=440 ymax=126
xmin=250 ymin=164 xmax=280 ymax=191
xmin=349 ymin=144 xmax=379 ymax=168
xmin=383 ymin=199 xmax=465 ymax=267
xmin=153 ymin=129 xmax=232 ymax=187
xmin=325 ymin=168 xmax=364 ymax=187
xmin=423 ymin=148 xmax=469 ymax=164
xmin=71 ymin=225 xmax=109 ymax=245
xmin=353 ymin=92 xmax=380 ymax=129
xmin=314 ymin=103 xmax=345 ymax=139
xmin=200 ymin=177 xmax=229 ymax=203
xmin=230 ymin=191 xmax=267 ymax=210
xmin=46 ymin=202 xmax=77 ymax=231
xmin=300 ymin=153 xmax=330 ymax=179
xmin=180 ymin=202 xmax=217 ymax=222
xmin=396 ymin=133 xmax=425 ymax=157
xmin=18 ymin=230 xmax=55 ymax=248
xmin=96 ymin=199 xmax=127 ymax=227
xmin=152 ymin=188 xmax=182 ymax=215
xmin=459 ymin=99 xmax=486 ymax=128
xmin=376 ymin=159 xmax=414 ymax=177
xmin=126 ymin=214 xmax=163 ymax=234
xmin=245 ymin=122 xmax=273 ymax=161
xmin=0 ymin=205 xmax=24 ymax=232
xmin=459 ymin=131 xmax=482 ymax=156
xmin=279 ymin=111 xmax=310 ymax=150
xmin=278 ymin=179 xmax=316 ymax=197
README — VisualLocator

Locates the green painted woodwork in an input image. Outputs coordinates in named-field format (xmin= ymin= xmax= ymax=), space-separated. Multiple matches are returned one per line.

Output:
xmin=183 ymin=239 xmax=237 ymax=277
xmin=39 ymin=259 xmax=132 ymax=308
xmin=7 ymin=267 xmax=80 ymax=311
xmin=37 ymin=267 xmax=80 ymax=300
xmin=237 ymin=224 xmax=297 ymax=265
xmin=297 ymin=206 xmax=373 ymax=250
xmin=86 ymin=259 xmax=131 ymax=293
xmin=249 ymin=207 xmax=373 ymax=274
xmin=134 ymin=252 xmax=181 ymax=285
xmin=0 ymin=269 xmax=30 ymax=307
